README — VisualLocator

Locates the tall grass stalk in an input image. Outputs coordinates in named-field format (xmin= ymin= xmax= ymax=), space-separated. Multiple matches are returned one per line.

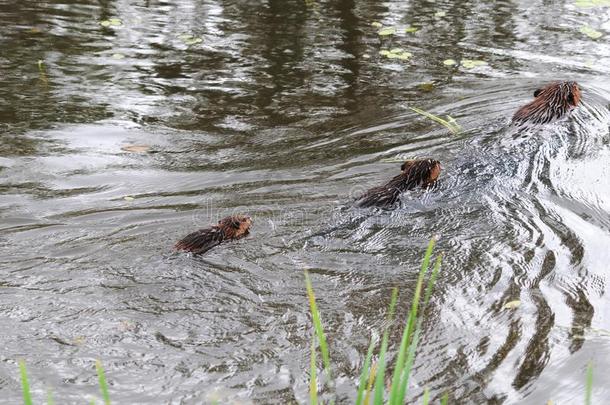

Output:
xmin=19 ymin=360 xmax=33 ymax=405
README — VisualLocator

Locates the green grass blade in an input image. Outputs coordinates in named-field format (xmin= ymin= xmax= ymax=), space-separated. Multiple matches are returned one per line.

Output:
xmin=310 ymin=336 xmax=318 ymax=405
xmin=47 ymin=389 xmax=55 ymax=405
xmin=388 ymin=311 xmax=415 ymax=405
xmin=403 ymin=238 xmax=436 ymax=355
xmin=364 ymin=362 xmax=377 ymax=405
xmin=18 ymin=360 xmax=33 ymax=405
xmin=304 ymin=271 xmax=332 ymax=379
xmin=440 ymin=392 xmax=448 ymax=405
xmin=396 ymin=325 xmax=421 ymax=402
xmin=422 ymin=387 xmax=430 ymax=405
xmin=585 ymin=362 xmax=593 ymax=405
xmin=424 ymin=255 xmax=442 ymax=306
xmin=390 ymin=238 xmax=439 ymax=405
xmin=409 ymin=107 xmax=461 ymax=135
xmin=372 ymin=288 xmax=399 ymax=405
xmin=355 ymin=336 xmax=377 ymax=405
xmin=95 ymin=360 xmax=111 ymax=405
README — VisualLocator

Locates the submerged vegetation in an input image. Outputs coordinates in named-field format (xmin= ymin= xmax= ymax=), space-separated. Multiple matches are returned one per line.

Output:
xmin=409 ymin=107 xmax=462 ymax=135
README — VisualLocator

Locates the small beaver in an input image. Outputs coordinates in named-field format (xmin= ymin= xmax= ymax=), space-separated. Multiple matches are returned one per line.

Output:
xmin=512 ymin=81 xmax=581 ymax=126
xmin=175 ymin=215 xmax=252 ymax=254
xmin=356 ymin=158 xmax=441 ymax=208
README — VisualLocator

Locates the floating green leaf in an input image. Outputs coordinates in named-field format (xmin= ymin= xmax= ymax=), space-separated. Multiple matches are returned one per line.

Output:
xmin=378 ymin=27 xmax=396 ymax=36
xmin=461 ymin=59 xmax=488 ymax=69
xmin=580 ymin=25 xmax=603 ymax=39
xmin=418 ymin=82 xmax=435 ymax=92
xmin=379 ymin=49 xmax=391 ymax=56
xmin=100 ymin=18 xmax=122 ymax=27
xmin=124 ymin=196 xmax=135 ymax=201
xmin=443 ymin=59 xmax=457 ymax=66
xmin=371 ymin=21 xmax=383 ymax=28
xmin=410 ymin=106 xmax=462 ymax=134
xmin=179 ymin=34 xmax=203 ymax=45
xmin=435 ymin=11 xmax=447 ymax=17
xmin=504 ymin=300 xmax=521 ymax=309
xmin=575 ymin=0 xmax=610 ymax=7
xmin=404 ymin=26 xmax=418 ymax=33
xmin=112 ymin=53 xmax=125 ymax=59
xmin=390 ymin=47 xmax=404 ymax=54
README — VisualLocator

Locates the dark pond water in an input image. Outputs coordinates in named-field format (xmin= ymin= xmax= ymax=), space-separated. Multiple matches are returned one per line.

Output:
xmin=2 ymin=0 xmax=610 ymax=403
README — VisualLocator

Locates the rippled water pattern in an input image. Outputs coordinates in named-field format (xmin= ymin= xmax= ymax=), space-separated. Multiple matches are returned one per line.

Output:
xmin=1 ymin=0 xmax=610 ymax=403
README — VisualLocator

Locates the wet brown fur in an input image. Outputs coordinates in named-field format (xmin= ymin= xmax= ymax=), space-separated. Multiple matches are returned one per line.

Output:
xmin=356 ymin=159 xmax=441 ymax=208
xmin=512 ymin=81 xmax=581 ymax=125
xmin=175 ymin=215 xmax=252 ymax=254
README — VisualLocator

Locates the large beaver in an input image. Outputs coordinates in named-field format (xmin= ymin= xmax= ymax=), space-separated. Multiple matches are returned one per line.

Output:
xmin=512 ymin=81 xmax=581 ymax=126
xmin=175 ymin=214 xmax=252 ymax=254
xmin=356 ymin=158 xmax=441 ymax=208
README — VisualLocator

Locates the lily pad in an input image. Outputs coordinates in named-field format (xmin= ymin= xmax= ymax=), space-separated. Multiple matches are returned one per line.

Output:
xmin=378 ymin=27 xmax=396 ymax=36
xmin=124 ymin=196 xmax=135 ymax=201
xmin=404 ymin=26 xmax=419 ymax=33
xmin=371 ymin=21 xmax=383 ymax=28
xmin=503 ymin=300 xmax=521 ymax=309
xmin=179 ymin=34 xmax=203 ymax=45
xmin=121 ymin=144 xmax=150 ymax=153
xmin=443 ymin=59 xmax=457 ymax=66
xmin=112 ymin=53 xmax=125 ymax=59
xmin=418 ymin=82 xmax=435 ymax=92
xmin=390 ymin=47 xmax=404 ymax=54
xmin=461 ymin=59 xmax=488 ymax=69
xmin=379 ymin=49 xmax=392 ymax=56
xmin=100 ymin=18 xmax=122 ymax=27
xmin=434 ymin=11 xmax=447 ymax=17
xmin=580 ymin=25 xmax=603 ymax=39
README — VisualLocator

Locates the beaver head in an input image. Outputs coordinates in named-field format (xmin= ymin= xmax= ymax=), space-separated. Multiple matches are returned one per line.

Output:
xmin=219 ymin=215 xmax=252 ymax=239
xmin=512 ymin=81 xmax=581 ymax=126
xmin=400 ymin=158 xmax=441 ymax=188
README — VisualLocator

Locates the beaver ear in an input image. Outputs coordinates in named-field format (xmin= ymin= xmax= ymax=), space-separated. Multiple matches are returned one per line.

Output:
xmin=400 ymin=160 xmax=414 ymax=171
xmin=533 ymin=88 xmax=542 ymax=98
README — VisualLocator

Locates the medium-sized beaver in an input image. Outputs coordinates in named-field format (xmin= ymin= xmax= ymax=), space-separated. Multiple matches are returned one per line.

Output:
xmin=175 ymin=214 xmax=252 ymax=254
xmin=512 ymin=81 xmax=581 ymax=126
xmin=356 ymin=158 xmax=441 ymax=208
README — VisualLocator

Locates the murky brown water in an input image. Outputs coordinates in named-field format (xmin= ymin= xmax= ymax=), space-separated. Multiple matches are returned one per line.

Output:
xmin=1 ymin=0 xmax=610 ymax=403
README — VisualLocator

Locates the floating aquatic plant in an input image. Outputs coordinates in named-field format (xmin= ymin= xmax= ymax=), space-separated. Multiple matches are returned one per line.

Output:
xmin=461 ymin=59 xmax=488 ymax=69
xmin=410 ymin=106 xmax=462 ymax=134
xmin=178 ymin=34 xmax=203 ymax=45
xmin=503 ymin=300 xmax=521 ymax=309
xmin=100 ymin=18 xmax=122 ymax=27
xmin=371 ymin=21 xmax=383 ymax=28
xmin=575 ymin=0 xmax=610 ymax=7
xmin=580 ymin=25 xmax=603 ymax=39
xmin=378 ymin=27 xmax=396 ymax=36
xmin=379 ymin=48 xmax=412 ymax=60
xmin=443 ymin=59 xmax=457 ymax=66
xmin=404 ymin=26 xmax=419 ymax=33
